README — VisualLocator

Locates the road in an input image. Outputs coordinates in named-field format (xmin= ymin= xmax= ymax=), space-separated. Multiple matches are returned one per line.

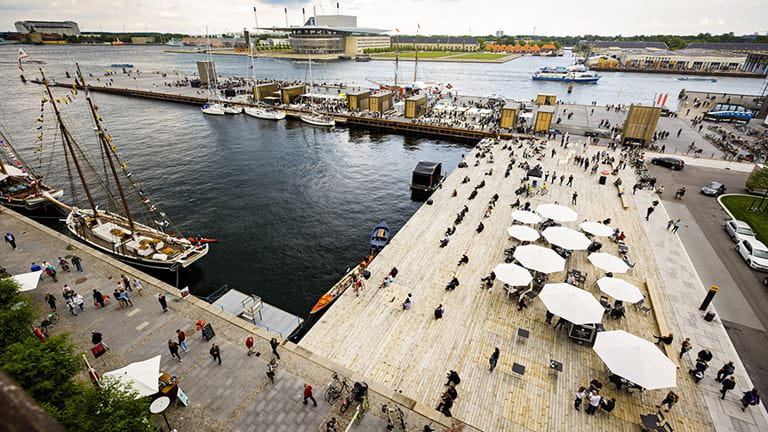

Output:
xmin=647 ymin=161 xmax=768 ymax=398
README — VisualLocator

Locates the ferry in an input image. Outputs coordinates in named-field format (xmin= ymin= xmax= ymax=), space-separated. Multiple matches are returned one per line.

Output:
xmin=532 ymin=65 xmax=601 ymax=83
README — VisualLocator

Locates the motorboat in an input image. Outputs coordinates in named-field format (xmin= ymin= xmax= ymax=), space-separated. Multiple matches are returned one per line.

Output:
xmin=201 ymin=102 xmax=225 ymax=115
xmin=245 ymin=106 xmax=286 ymax=120
xmin=300 ymin=112 xmax=335 ymax=127
xmin=0 ymin=129 xmax=64 ymax=210
xmin=678 ymin=77 xmax=717 ymax=82
xmin=221 ymin=104 xmax=243 ymax=114
xmin=370 ymin=222 xmax=390 ymax=253
xmin=532 ymin=65 xmax=601 ymax=83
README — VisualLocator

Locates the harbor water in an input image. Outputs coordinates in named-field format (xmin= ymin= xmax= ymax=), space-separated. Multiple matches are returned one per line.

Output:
xmin=0 ymin=45 xmax=764 ymax=316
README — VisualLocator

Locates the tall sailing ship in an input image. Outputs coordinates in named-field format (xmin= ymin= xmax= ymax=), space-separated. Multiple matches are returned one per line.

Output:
xmin=39 ymin=67 xmax=208 ymax=271
xmin=0 ymin=128 xmax=64 ymax=210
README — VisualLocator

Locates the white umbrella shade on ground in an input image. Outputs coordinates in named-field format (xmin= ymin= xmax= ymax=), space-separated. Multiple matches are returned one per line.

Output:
xmin=593 ymin=330 xmax=677 ymax=390
xmin=579 ymin=221 xmax=615 ymax=237
xmin=507 ymin=225 xmax=540 ymax=242
xmin=510 ymin=210 xmax=542 ymax=225
xmin=103 ymin=355 xmax=161 ymax=398
xmin=493 ymin=263 xmax=533 ymax=286
xmin=588 ymin=252 xmax=630 ymax=273
xmin=539 ymin=283 xmax=605 ymax=324
xmin=7 ymin=270 xmax=43 ymax=292
xmin=542 ymin=227 xmax=592 ymax=250
xmin=513 ymin=245 xmax=566 ymax=274
xmin=535 ymin=204 xmax=578 ymax=222
xmin=597 ymin=277 xmax=644 ymax=303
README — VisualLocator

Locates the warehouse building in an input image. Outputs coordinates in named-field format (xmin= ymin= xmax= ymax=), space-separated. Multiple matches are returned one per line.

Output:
xmin=14 ymin=20 xmax=80 ymax=36
xmin=262 ymin=15 xmax=389 ymax=56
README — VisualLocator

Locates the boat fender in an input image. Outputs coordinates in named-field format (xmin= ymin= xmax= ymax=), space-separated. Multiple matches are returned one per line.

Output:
xmin=426 ymin=199 xmax=433 ymax=205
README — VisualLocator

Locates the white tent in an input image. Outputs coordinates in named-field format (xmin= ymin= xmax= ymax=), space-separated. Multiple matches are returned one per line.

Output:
xmin=588 ymin=252 xmax=630 ymax=273
xmin=539 ymin=283 xmax=604 ymax=324
xmin=597 ymin=277 xmax=643 ymax=303
xmin=7 ymin=270 xmax=43 ymax=292
xmin=536 ymin=204 xmax=578 ymax=223
xmin=103 ymin=355 xmax=161 ymax=398
xmin=507 ymin=225 xmax=540 ymax=242
xmin=493 ymin=263 xmax=533 ymax=286
xmin=579 ymin=221 xmax=615 ymax=237
xmin=542 ymin=227 xmax=591 ymax=250
xmin=513 ymin=245 xmax=565 ymax=274
xmin=510 ymin=210 xmax=542 ymax=225
xmin=593 ymin=331 xmax=677 ymax=390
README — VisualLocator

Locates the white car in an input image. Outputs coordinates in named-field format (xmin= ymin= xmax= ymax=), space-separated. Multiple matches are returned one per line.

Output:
xmin=724 ymin=220 xmax=756 ymax=243
xmin=736 ymin=239 xmax=768 ymax=272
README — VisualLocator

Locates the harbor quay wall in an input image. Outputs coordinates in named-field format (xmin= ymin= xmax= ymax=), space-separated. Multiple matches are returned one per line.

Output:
xmin=0 ymin=206 xmax=477 ymax=432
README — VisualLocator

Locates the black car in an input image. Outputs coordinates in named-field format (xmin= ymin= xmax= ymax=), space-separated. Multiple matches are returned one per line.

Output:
xmin=651 ymin=157 xmax=685 ymax=170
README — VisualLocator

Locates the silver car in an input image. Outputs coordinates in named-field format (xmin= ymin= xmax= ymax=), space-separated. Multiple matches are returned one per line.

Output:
xmin=724 ymin=219 xmax=756 ymax=243
xmin=701 ymin=181 xmax=726 ymax=196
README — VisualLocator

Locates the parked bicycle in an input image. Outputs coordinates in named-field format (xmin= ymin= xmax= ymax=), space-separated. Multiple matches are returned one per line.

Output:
xmin=353 ymin=393 xmax=369 ymax=425
xmin=39 ymin=311 xmax=59 ymax=336
xmin=325 ymin=372 xmax=351 ymax=404
xmin=339 ymin=381 xmax=368 ymax=414
xmin=382 ymin=403 xmax=406 ymax=431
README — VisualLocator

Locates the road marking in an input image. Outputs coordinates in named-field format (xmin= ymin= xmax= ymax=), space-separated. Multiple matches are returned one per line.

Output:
xmin=126 ymin=308 xmax=141 ymax=317
xmin=135 ymin=321 xmax=149 ymax=331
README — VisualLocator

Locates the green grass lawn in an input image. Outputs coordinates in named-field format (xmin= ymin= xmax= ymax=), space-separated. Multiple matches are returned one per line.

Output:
xmin=721 ymin=195 xmax=768 ymax=244
xmin=453 ymin=53 xmax=508 ymax=60
xmin=372 ymin=51 xmax=455 ymax=59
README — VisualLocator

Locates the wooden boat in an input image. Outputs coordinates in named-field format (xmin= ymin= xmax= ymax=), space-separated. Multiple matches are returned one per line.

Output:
xmin=40 ymin=67 xmax=208 ymax=271
xmin=221 ymin=103 xmax=243 ymax=114
xmin=201 ymin=102 xmax=225 ymax=115
xmin=370 ymin=222 xmax=390 ymax=253
xmin=309 ymin=270 xmax=355 ymax=315
xmin=0 ymin=129 xmax=64 ymax=210
xmin=300 ymin=112 xmax=335 ymax=127
xmin=245 ymin=106 xmax=286 ymax=120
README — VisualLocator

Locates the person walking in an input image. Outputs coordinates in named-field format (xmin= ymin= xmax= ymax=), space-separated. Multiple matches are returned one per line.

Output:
xmin=574 ymin=386 xmax=587 ymax=411
xmin=741 ymin=388 xmax=760 ymax=411
xmin=715 ymin=361 xmax=735 ymax=382
xmin=675 ymin=187 xmax=686 ymax=200
xmin=586 ymin=391 xmax=602 ymax=415
xmin=567 ymin=175 xmax=574 ymax=187
xmin=66 ymin=297 xmax=78 ymax=316
xmin=209 ymin=343 xmax=221 ymax=365
xmin=657 ymin=391 xmax=679 ymax=412
xmin=120 ymin=289 xmax=133 ymax=307
xmin=132 ymin=278 xmax=143 ymax=296
xmin=91 ymin=331 xmax=108 ymax=350
xmin=245 ymin=336 xmax=255 ymax=356
xmin=73 ymin=293 xmax=85 ymax=311
xmin=720 ymin=376 xmax=736 ymax=400
xmin=270 ymin=337 xmax=281 ymax=360
xmin=70 ymin=255 xmax=83 ymax=272
xmin=44 ymin=262 xmax=57 ymax=282
xmin=571 ymin=192 xmax=578 ymax=206
xmin=177 ymin=329 xmax=188 ymax=352
xmin=4 ymin=232 xmax=17 ymax=250
xmin=44 ymin=293 xmax=57 ymax=311
xmin=488 ymin=347 xmax=500 ymax=372
xmin=679 ymin=338 xmax=692 ymax=359
xmin=645 ymin=205 xmax=656 ymax=221
xmin=121 ymin=275 xmax=132 ymax=292
xmin=545 ymin=310 xmax=554 ymax=325
xmin=114 ymin=288 xmax=125 ymax=308
xmin=157 ymin=293 xmax=168 ymax=312
xmin=672 ymin=219 xmax=684 ymax=234
xmin=666 ymin=219 xmax=675 ymax=231
xmin=303 ymin=383 xmax=317 ymax=406
xmin=653 ymin=333 xmax=673 ymax=346
xmin=92 ymin=289 xmax=105 ymax=308
xmin=168 ymin=339 xmax=182 ymax=362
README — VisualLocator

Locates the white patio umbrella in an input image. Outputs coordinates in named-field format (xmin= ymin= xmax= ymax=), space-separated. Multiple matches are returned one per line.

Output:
xmin=579 ymin=221 xmax=615 ymax=237
xmin=103 ymin=355 xmax=161 ymax=398
xmin=588 ymin=252 xmax=630 ymax=273
xmin=493 ymin=263 xmax=533 ymax=286
xmin=513 ymin=245 xmax=565 ymax=274
xmin=510 ymin=210 xmax=542 ymax=225
xmin=507 ymin=225 xmax=540 ymax=242
xmin=539 ymin=283 xmax=605 ymax=324
xmin=597 ymin=277 xmax=643 ymax=303
xmin=593 ymin=331 xmax=677 ymax=390
xmin=542 ymin=227 xmax=592 ymax=250
xmin=6 ymin=270 xmax=43 ymax=292
xmin=535 ymin=203 xmax=578 ymax=223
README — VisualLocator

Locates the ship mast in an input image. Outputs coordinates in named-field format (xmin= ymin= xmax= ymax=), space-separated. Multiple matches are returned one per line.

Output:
xmin=40 ymin=69 xmax=100 ymax=219
xmin=76 ymin=63 xmax=136 ymax=233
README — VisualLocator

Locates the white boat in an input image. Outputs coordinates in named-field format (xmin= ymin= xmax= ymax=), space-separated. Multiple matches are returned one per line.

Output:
xmin=245 ymin=107 xmax=286 ymax=120
xmin=201 ymin=102 xmax=225 ymax=115
xmin=300 ymin=112 xmax=335 ymax=127
xmin=0 ymin=129 xmax=64 ymax=210
xmin=532 ymin=65 xmax=601 ymax=83
xmin=221 ymin=104 xmax=243 ymax=114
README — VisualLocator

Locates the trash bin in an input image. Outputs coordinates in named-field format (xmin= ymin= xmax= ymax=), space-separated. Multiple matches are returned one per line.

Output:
xmin=704 ymin=312 xmax=716 ymax=322
xmin=598 ymin=176 xmax=607 ymax=185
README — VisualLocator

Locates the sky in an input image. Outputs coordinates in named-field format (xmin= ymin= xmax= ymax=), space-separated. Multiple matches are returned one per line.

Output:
xmin=1 ymin=0 xmax=767 ymax=36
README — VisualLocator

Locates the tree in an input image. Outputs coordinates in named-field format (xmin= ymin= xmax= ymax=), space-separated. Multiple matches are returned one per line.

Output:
xmin=57 ymin=380 xmax=153 ymax=432
xmin=746 ymin=167 xmax=768 ymax=193
xmin=0 ymin=278 xmax=37 ymax=351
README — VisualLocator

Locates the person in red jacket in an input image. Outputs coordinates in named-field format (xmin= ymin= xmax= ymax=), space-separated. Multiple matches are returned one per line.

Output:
xmin=303 ymin=383 xmax=317 ymax=406
xmin=245 ymin=336 xmax=254 ymax=356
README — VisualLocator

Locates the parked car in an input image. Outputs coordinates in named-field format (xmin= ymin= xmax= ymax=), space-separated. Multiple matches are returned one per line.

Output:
xmin=736 ymin=238 xmax=768 ymax=271
xmin=724 ymin=219 xmax=756 ymax=243
xmin=650 ymin=157 xmax=685 ymax=170
xmin=701 ymin=181 xmax=726 ymax=196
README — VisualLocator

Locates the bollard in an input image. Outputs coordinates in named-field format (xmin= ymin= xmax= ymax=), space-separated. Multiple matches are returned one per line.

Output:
xmin=699 ymin=285 xmax=719 ymax=311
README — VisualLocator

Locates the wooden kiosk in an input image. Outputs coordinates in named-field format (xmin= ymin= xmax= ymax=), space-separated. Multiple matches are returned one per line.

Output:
xmin=369 ymin=92 xmax=393 ymax=113
xmin=500 ymin=103 xmax=520 ymax=129
xmin=347 ymin=90 xmax=371 ymax=112
xmin=536 ymin=93 xmax=557 ymax=106
xmin=405 ymin=94 xmax=428 ymax=118
xmin=621 ymin=105 xmax=661 ymax=146
xmin=534 ymin=105 xmax=555 ymax=133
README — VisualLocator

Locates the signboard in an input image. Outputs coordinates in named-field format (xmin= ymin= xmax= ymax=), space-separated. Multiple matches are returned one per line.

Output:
xmin=201 ymin=323 xmax=215 ymax=341
xmin=176 ymin=386 xmax=189 ymax=407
